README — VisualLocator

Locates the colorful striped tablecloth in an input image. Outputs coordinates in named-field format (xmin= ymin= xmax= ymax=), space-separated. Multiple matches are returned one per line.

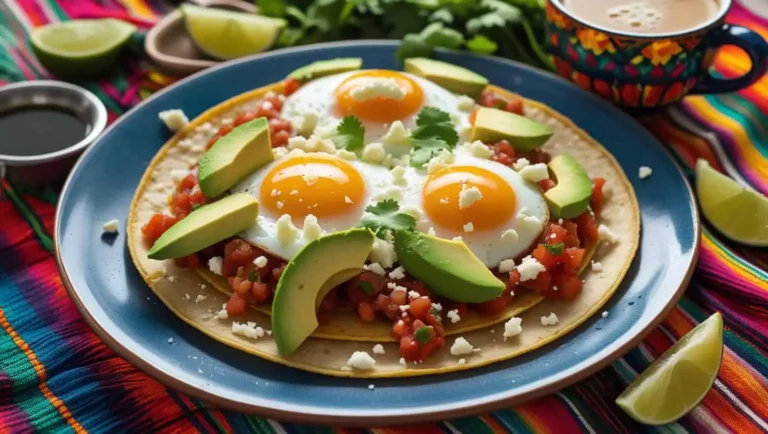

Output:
xmin=1 ymin=1 xmax=767 ymax=432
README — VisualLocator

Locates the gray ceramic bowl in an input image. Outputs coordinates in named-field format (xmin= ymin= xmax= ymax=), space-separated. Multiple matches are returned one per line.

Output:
xmin=0 ymin=81 xmax=107 ymax=185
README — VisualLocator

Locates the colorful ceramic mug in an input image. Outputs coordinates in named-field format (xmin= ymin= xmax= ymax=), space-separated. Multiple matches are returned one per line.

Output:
xmin=545 ymin=0 xmax=768 ymax=108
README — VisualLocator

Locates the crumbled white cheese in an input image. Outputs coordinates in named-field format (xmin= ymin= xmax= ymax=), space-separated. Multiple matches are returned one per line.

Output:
xmin=391 ymin=166 xmax=407 ymax=186
xmin=519 ymin=163 xmax=550 ymax=183
xmin=270 ymin=189 xmax=281 ymax=197
xmin=369 ymin=239 xmax=397 ymax=268
xmin=344 ymin=196 xmax=353 ymax=204
xmin=213 ymin=304 xmax=228 ymax=320
xmin=158 ymin=109 xmax=189 ymax=132
xmin=387 ymin=282 xmax=407 ymax=292
xmin=208 ymin=257 xmax=223 ymax=276
xmin=516 ymin=256 xmax=546 ymax=282
xmin=362 ymin=142 xmax=386 ymax=163
xmin=503 ymin=317 xmax=523 ymax=340
xmin=382 ymin=121 xmax=412 ymax=146
xmin=467 ymin=141 xmax=493 ymax=159
xmin=541 ymin=312 xmax=559 ymax=326
xmin=459 ymin=185 xmax=483 ymax=209
xmin=170 ymin=169 xmax=189 ymax=184
xmin=427 ymin=227 xmax=437 ymax=236
xmin=272 ymin=147 xmax=289 ymax=160
xmin=517 ymin=211 xmax=542 ymax=229
xmin=400 ymin=206 xmax=422 ymax=220
xmin=372 ymin=344 xmax=385 ymax=354
xmin=512 ymin=158 xmax=530 ymax=172
xmin=598 ymin=224 xmax=619 ymax=244
xmin=458 ymin=358 xmax=466 ymax=365
xmin=463 ymin=222 xmax=474 ymax=232
xmin=276 ymin=214 xmax=299 ymax=246
xmin=450 ymin=337 xmax=474 ymax=355
xmin=195 ymin=295 xmax=207 ymax=303
xmin=591 ymin=261 xmax=603 ymax=272
xmin=368 ymin=384 xmax=375 ymax=390
xmin=457 ymin=95 xmax=475 ymax=112
xmin=287 ymin=136 xmax=311 ymax=151
xmin=431 ymin=303 xmax=443 ymax=312
xmin=347 ymin=351 xmax=377 ymax=370
xmin=399 ymin=305 xmax=410 ymax=312
xmin=253 ymin=256 xmax=268 ymax=268
xmin=639 ymin=166 xmax=653 ymax=179
xmin=363 ymin=262 xmax=386 ymax=276
xmin=350 ymin=78 xmax=405 ymax=101
xmin=372 ymin=186 xmax=403 ymax=202
xmin=314 ymin=137 xmax=336 ymax=154
xmin=302 ymin=214 xmax=322 ymax=241
xmin=314 ymin=124 xmax=337 ymax=139
xmin=388 ymin=266 xmax=406 ymax=280
xmin=447 ymin=309 xmax=461 ymax=324
xmin=303 ymin=173 xmax=318 ymax=186
xmin=336 ymin=149 xmax=357 ymax=160
xmin=408 ymin=290 xmax=421 ymax=299
xmin=399 ymin=357 xmax=407 ymax=367
xmin=452 ymin=236 xmax=463 ymax=242
xmin=602 ymin=311 xmax=609 ymax=318
xmin=276 ymin=201 xmax=284 ymax=209
xmin=501 ymin=229 xmax=519 ymax=242
xmin=184 ymin=293 xmax=190 ymax=300
xmin=426 ymin=150 xmax=455 ymax=174
xmin=102 ymin=219 xmax=119 ymax=234
xmin=499 ymin=259 xmax=516 ymax=273
xmin=168 ymin=276 xmax=176 ymax=283
xmin=232 ymin=321 xmax=265 ymax=340
xmin=168 ymin=338 xmax=174 ymax=344
xmin=299 ymin=112 xmax=318 ymax=137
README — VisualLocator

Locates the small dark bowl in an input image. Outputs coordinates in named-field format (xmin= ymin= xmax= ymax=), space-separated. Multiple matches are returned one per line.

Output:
xmin=0 ymin=81 xmax=107 ymax=185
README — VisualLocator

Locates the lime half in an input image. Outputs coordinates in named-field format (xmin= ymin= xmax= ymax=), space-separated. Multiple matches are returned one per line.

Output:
xmin=696 ymin=159 xmax=768 ymax=246
xmin=182 ymin=5 xmax=286 ymax=60
xmin=31 ymin=19 xmax=136 ymax=78
xmin=616 ymin=313 xmax=723 ymax=425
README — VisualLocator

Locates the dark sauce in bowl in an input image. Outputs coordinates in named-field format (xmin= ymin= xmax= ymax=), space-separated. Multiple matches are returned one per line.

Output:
xmin=0 ymin=106 xmax=88 ymax=157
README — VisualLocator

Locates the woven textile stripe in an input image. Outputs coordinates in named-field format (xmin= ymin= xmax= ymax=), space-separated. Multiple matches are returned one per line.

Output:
xmin=1 ymin=1 xmax=768 ymax=433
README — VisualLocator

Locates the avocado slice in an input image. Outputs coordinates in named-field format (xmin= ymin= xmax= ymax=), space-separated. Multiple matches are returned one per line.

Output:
xmin=470 ymin=107 xmax=553 ymax=151
xmin=393 ymin=230 xmax=505 ymax=304
xmin=404 ymin=57 xmax=489 ymax=97
xmin=272 ymin=228 xmax=375 ymax=355
xmin=287 ymin=58 xmax=363 ymax=82
xmin=544 ymin=153 xmax=593 ymax=219
xmin=148 ymin=193 xmax=259 ymax=260
xmin=197 ymin=117 xmax=274 ymax=198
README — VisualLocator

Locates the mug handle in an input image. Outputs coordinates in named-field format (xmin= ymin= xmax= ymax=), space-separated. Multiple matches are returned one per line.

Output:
xmin=691 ymin=24 xmax=768 ymax=94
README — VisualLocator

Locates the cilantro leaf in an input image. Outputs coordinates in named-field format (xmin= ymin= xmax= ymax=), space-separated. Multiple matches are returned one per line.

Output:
xmin=395 ymin=33 xmax=433 ymax=62
xmin=257 ymin=0 xmax=287 ymax=18
xmin=543 ymin=242 xmax=565 ymax=255
xmin=408 ymin=107 xmax=458 ymax=167
xmin=360 ymin=199 xmax=417 ymax=237
xmin=420 ymin=22 xmax=465 ymax=49
xmin=429 ymin=8 xmax=454 ymax=24
xmin=467 ymin=34 xmax=498 ymax=55
xmin=414 ymin=326 xmax=434 ymax=344
xmin=360 ymin=281 xmax=375 ymax=295
xmin=415 ymin=106 xmax=451 ymax=126
xmin=333 ymin=116 xmax=365 ymax=151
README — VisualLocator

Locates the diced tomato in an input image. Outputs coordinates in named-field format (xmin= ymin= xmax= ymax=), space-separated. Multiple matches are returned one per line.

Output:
xmin=562 ymin=221 xmax=579 ymax=244
xmin=399 ymin=335 xmax=420 ymax=360
xmin=175 ymin=253 xmax=201 ymax=269
xmin=251 ymin=281 xmax=270 ymax=303
xmin=271 ymin=265 xmax=285 ymax=281
xmin=222 ymin=239 xmax=255 ymax=277
xmin=521 ymin=270 xmax=552 ymax=293
xmin=226 ymin=293 xmax=248 ymax=316
xmin=481 ymin=91 xmax=505 ymax=109
xmin=508 ymin=269 xmax=521 ymax=288
xmin=496 ymin=140 xmax=515 ymax=158
xmin=409 ymin=296 xmax=432 ymax=320
xmin=234 ymin=110 xmax=258 ymax=126
xmin=418 ymin=335 xmax=445 ymax=360
xmin=563 ymin=247 xmax=585 ymax=274
xmin=178 ymin=173 xmax=197 ymax=191
xmin=269 ymin=118 xmax=292 ymax=133
xmin=205 ymin=135 xmax=220 ymax=150
xmin=574 ymin=211 xmax=599 ymax=244
xmin=141 ymin=213 xmax=178 ymax=244
xmin=544 ymin=222 xmax=580 ymax=248
xmin=476 ymin=292 xmax=510 ymax=314
xmin=169 ymin=191 xmax=192 ymax=218
xmin=345 ymin=271 xmax=384 ymax=306
xmin=591 ymin=177 xmax=606 ymax=216
xmin=552 ymin=273 xmax=583 ymax=299
xmin=538 ymin=179 xmax=557 ymax=192
xmin=392 ymin=320 xmax=407 ymax=337
xmin=271 ymin=130 xmax=290 ymax=147
xmin=218 ymin=123 xmax=234 ymax=138
xmin=504 ymin=97 xmax=524 ymax=115
xmin=284 ymin=77 xmax=301 ymax=96
xmin=263 ymin=91 xmax=284 ymax=111
xmin=188 ymin=189 xmax=207 ymax=209
xmin=390 ymin=289 xmax=407 ymax=305
xmin=532 ymin=244 xmax=560 ymax=269
xmin=358 ymin=302 xmax=376 ymax=322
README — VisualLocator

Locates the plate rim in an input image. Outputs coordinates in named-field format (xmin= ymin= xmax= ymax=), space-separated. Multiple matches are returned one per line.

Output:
xmin=53 ymin=40 xmax=700 ymax=425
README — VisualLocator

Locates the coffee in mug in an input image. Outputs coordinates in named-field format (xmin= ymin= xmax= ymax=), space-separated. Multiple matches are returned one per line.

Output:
xmin=561 ymin=0 xmax=721 ymax=34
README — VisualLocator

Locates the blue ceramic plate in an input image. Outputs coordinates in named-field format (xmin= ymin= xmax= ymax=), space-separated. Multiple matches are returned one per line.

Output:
xmin=55 ymin=41 xmax=698 ymax=424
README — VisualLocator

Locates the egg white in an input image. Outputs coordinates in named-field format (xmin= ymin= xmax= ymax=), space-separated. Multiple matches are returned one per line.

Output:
xmin=280 ymin=70 xmax=472 ymax=151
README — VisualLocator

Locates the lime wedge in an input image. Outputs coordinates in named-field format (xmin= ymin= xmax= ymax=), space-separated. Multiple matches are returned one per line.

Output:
xmin=696 ymin=159 xmax=768 ymax=246
xmin=31 ymin=19 xmax=136 ymax=78
xmin=182 ymin=5 xmax=286 ymax=60
xmin=616 ymin=313 xmax=723 ymax=425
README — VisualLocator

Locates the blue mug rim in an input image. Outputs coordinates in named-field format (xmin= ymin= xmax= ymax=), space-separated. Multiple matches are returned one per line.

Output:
xmin=548 ymin=0 xmax=731 ymax=40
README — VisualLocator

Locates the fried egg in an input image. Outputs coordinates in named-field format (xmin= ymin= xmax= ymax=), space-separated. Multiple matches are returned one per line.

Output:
xmin=281 ymin=70 xmax=472 ymax=150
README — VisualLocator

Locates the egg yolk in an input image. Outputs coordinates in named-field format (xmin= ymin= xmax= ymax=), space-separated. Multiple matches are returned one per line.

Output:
xmin=260 ymin=155 xmax=365 ymax=219
xmin=422 ymin=166 xmax=516 ymax=232
xmin=335 ymin=70 xmax=424 ymax=123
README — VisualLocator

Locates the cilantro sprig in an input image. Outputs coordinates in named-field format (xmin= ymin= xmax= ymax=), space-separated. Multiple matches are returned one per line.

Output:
xmin=360 ymin=199 xmax=416 ymax=238
xmin=409 ymin=107 xmax=458 ymax=167
xmin=333 ymin=115 xmax=365 ymax=151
